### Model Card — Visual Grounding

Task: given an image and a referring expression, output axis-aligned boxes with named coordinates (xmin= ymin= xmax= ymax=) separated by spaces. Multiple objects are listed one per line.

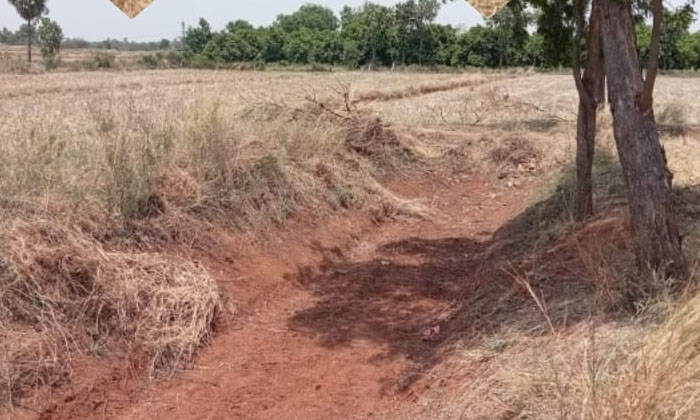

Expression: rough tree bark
xmin=600 ymin=0 xmax=688 ymax=279
xmin=573 ymin=0 xmax=605 ymax=220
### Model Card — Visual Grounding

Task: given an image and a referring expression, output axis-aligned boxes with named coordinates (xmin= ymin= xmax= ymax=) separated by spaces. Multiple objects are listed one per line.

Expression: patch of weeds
xmin=483 ymin=335 xmax=513 ymax=354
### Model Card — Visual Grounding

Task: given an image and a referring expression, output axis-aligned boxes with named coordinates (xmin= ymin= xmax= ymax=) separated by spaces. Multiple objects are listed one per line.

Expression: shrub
xmin=188 ymin=54 xmax=216 ymax=69
xmin=37 ymin=18 xmax=63 ymax=71
xmin=165 ymin=50 xmax=186 ymax=67
xmin=92 ymin=52 xmax=116 ymax=69
xmin=140 ymin=53 xmax=159 ymax=69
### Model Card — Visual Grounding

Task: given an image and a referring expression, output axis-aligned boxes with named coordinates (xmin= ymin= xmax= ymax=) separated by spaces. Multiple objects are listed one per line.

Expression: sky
xmin=0 ymin=0 xmax=486 ymax=42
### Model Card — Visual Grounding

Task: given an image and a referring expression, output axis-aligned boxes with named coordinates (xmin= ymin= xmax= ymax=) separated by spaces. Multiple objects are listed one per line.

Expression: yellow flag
xmin=465 ymin=0 xmax=512 ymax=18
xmin=109 ymin=0 xmax=156 ymax=18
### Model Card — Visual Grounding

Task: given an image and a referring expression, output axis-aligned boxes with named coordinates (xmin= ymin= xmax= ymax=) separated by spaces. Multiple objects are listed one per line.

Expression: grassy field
xmin=2 ymin=68 xmax=700 ymax=419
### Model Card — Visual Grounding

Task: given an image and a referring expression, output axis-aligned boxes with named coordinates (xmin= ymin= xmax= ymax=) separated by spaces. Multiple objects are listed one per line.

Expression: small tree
xmin=183 ymin=18 xmax=212 ymax=56
xmin=37 ymin=17 xmax=62 ymax=69
xmin=572 ymin=0 xmax=605 ymax=220
xmin=7 ymin=0 xmax=48 ymax=63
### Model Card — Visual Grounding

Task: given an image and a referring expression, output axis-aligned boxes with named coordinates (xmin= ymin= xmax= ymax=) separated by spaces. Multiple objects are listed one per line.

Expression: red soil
xmin=10 ymin=169 xmax=536 ymax=420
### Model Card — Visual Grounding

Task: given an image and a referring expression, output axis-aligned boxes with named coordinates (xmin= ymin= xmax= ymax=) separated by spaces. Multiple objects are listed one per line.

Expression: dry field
xmin=0 ymin=44 xmax=149 ymax=72
xmin=1 ymin=68 xmax=700 ymax=420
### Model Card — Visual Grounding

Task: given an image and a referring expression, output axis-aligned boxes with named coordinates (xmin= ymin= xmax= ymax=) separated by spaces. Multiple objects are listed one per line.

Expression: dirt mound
xmin=0 ymin=220 xmax=221 ymax=405
xmin=344 ymin=117 xmax=415 ymax=168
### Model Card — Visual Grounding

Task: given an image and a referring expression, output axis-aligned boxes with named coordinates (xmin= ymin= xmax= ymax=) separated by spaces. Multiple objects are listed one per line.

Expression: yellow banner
xmin=109 ymin=0 xmax=155 ymax=18
xmin=465 ymin=0 xmax=512 ymax=18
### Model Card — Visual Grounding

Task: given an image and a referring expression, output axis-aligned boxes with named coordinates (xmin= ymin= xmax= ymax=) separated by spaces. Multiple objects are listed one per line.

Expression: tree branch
xmin=573 ymin=0 xmax=593 ymax=107
xmin=641 ymin=0 xmax=662 ymax=112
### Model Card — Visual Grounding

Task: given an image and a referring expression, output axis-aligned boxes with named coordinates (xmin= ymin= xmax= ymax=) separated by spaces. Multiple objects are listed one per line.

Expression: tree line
xmin=0 ymin=26 xmax=173 ymax=51
xmin=3 ymin=0 xmax=700 ymax=70
xmin=179 ymin=1 xmax=700 ymax=70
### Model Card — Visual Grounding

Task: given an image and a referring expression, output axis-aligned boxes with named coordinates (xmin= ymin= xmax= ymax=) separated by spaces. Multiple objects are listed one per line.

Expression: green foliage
xmin=7 ymin=0 xmax=48 ymax=62
xmin=532 ymin=0 xmax=574 ymax=68
xmin=184 ymin=18 xmax=212 ymax=56
xmin=176 ymin=1 xmax=556 ymax=70
xmin=140 ymin=53 xmax=159 ymax=69
xmin=637 ymin=22 xmax=652 ymax=68
xmin=521 ymin=33 xmax=546 ymax=67
xmin=5 ymin=1 xmax=700 ymax=71
xmin=0 ymin=24 xmax=37 ymax=44
xmin=395 ymin=0 xmax=441 ymax=65
xmin=487 ymin=0 xmax=531 ymax=67
xmin=456 ymin=25 xmax=500 ymax=68
xmin=137 ymin=51 xmax=186 ymax=69
xmin=7 ymin=0 xmax=47 ymax=22
xmin=677 ymin=32 xmax=700 ymax=69
xmin=37 ymin=17 xmax=62 ymax=69
xmin=660 ymin=4 xmax=696 ymax=70
xmin=275 ymin=4 xmax=339 ymax=32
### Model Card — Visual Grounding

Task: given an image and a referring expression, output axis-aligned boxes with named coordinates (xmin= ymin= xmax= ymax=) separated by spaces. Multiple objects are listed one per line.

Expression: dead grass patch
xmin=489 ymin=136 xmax=540 ymax=171
xmin=468 ymin=290 xmax=700 ymax=420
xmin=0 ymin=327 xmax=68 ymax=407
xmin=0 ymin=71 xmax=435 ymax=405
xmin=351 ymin=74 xmax=514 ymax=104
xmin=0 ymin=219 xmax=220 ymax=404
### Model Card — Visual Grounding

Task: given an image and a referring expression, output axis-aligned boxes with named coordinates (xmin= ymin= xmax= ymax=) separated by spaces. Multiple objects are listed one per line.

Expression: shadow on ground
xmin=286 ymin=149 xmax=700 ymax=391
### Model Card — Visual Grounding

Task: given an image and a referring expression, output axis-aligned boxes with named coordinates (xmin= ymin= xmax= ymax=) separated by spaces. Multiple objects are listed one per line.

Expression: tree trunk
xmin=600 ymin=0 xmax=688 ymax=279
xmin=575 ymin=99 xmax=597 ymax=219
xmin=27 ymin=18 xmax=32 ymax=63
xmin=574 ymin=0 xmax=605 ymax=220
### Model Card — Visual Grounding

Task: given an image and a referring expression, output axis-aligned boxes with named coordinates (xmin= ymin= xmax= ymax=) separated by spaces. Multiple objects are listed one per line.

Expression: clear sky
xmin=0 ymin=0 xmax=486 ymax=42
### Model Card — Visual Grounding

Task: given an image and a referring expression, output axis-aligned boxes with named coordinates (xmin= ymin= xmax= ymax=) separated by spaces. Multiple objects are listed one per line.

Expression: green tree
xmin=7 ymin=0 xmax=48 ymax=62
xmin=276 ymin=4 xmax=339 ymax=32
xmin=677 ymin=31 xmax=700 ymax=69
xmin=531 ymin=0 xmax=574 ymax=67
xmin=184 ymin=18 xmax=212 ymax=56
xmin=456 ymin=25 xmax=500 ymax=68
xmin=637 ymin=22 xmax=652 ymax=69
xmin=521 ymin=33 xmax=545 ymax=66
xmin=427 ymin=23 xmax=458 ymax=66
xmin=659 ymin=4 xmax=695 ymax=70
xmin=486 ymin=0 xmax=531 ymax=67
xmin=215 ymin=21 xmax=265 ymax=62
xmin=395 ymin=0 xmax=441 ymax=66
xmin=262 ymin=27 xmax=287 ymax=63
xmin=341 ymin=3 xmax=398 ymax=68
xmin=37 ymin=17 xmax=62 ymax=69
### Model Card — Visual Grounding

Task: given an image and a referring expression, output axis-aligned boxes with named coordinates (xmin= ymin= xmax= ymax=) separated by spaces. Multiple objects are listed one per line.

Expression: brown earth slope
xmin=15 ymin=166 xmax=535 ymax=420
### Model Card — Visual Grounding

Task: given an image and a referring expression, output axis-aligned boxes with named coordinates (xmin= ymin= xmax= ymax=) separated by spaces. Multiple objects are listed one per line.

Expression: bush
xmin=140 ymin=53 xmax=159 ymax=69
xmin=92 ymin=52 xmax=116 ymax=69
xmin=165 ymin=50 xmax=186 ymax=67
xmin=37 ymin=18 xmax=63 ymax=71
xmin=188 ymin=54 xmax=216 ymax=69
xmin=310 ymin=62 xmax=332 ymax=72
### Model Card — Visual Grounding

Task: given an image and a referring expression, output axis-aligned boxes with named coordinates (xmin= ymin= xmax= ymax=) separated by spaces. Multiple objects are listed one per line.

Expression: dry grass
xmin=0 ymin=69 xmax=453 ymax=404
xmin=401 ymin=77 xmax=700 ymax=420
xmin=3 ymin=67 xmax=700 ymax=418
xmin=0 ymin=219 xmax=221 ymax=405
xmin=413 ymin=225 xmax=700 ymax=420
xmin=453 ymin=288 xmax=700 ymax=420
xmin=351 ymin=74 xmax=517 ymax=104
xmin=0 ymin=44 xmax=154 ymax=72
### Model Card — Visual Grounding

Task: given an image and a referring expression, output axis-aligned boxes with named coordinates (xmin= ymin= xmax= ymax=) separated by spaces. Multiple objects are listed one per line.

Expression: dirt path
xmin=39 ymin=169 xmax=537 ymax=420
